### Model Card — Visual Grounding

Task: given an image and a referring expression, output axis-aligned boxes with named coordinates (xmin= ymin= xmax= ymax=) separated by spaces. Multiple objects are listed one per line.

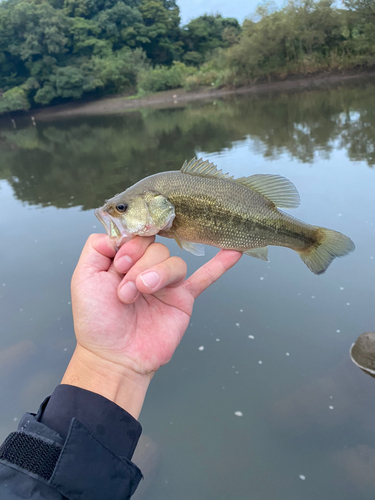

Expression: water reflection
xmin=1 ymin=79 xmax=375 ymax=500
xmin=330 ymin=445 xmax=375 ymax=496
xmin=1 ymin=81 xmax=375 ymax=211
xmin=270 ymin=357 xmax=375 ymax=498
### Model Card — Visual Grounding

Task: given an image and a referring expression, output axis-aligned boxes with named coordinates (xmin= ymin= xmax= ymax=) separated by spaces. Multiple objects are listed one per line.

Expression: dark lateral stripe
xmin=0 ymin=432 xmax=61 ymax=481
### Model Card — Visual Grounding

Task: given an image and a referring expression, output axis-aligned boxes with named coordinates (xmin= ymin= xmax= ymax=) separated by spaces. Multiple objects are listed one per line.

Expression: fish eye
xmin=116 ymin=203 xmax=128 ymax=213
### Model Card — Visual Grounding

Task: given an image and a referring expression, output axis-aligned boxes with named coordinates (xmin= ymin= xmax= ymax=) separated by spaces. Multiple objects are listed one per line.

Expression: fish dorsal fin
xmin=181 ymin=159 xmax=300 ymax=209
xmin=235 ymin=174 xmax=300 ymax=209
xmin=181 ymin=158 xmax=233 ymax=180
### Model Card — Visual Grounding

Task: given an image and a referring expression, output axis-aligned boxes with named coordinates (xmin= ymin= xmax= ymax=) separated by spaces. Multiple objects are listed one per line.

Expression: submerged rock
xmin=350 ymin=332 xmax=375 ymax=378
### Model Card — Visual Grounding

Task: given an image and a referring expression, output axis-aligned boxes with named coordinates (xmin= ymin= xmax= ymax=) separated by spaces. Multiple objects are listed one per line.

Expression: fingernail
xmin=119 ymin=281 xmax=138 ymax=302
xmin=140 ymin=271 xmax=160 ymax=289
xmin=116 ymin=255 xmax=132 ymax=272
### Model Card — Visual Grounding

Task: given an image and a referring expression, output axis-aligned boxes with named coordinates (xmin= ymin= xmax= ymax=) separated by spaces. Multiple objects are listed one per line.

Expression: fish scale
xmin=95 ymin=158 xmax=355 ymax=275
xmin=144 ymin=171 xmax=312 ymax=251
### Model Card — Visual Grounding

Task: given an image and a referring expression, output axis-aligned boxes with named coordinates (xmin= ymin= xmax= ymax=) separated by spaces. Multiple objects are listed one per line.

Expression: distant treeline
xmin=0 ymin=0 xmax=375 ymax=113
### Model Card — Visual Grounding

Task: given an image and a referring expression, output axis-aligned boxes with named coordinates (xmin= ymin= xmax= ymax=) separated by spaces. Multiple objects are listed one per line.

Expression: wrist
xmin=61 ymin=345 xmax=152 ymax=419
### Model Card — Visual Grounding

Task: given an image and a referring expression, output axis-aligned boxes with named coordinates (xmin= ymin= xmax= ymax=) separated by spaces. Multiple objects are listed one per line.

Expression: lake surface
xmin=1 ymin=80 xmax=375 ymax=500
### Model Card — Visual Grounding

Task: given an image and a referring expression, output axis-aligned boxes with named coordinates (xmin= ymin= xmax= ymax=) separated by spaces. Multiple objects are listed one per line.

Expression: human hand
xmin=62 ymin=234 xmax=242 ymax=417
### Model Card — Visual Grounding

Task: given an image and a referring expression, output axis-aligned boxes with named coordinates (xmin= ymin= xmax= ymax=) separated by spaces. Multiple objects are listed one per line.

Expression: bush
xmin=33 ymin=49 xmax=149 ymax=106
xmin=138 ymin=62 xmax=197 ymax=93
xmin=90 ymin=48 xmax=148 ymax=93
xmin=183 ymin=69 xmax=220 ymax=91
xmin=0 ymin=86 xmax=31 ymax=113
xmin=182 ymin=51 xmax=204 ymax=66
xmin=34 ymin=66 xmax=85 ymax=104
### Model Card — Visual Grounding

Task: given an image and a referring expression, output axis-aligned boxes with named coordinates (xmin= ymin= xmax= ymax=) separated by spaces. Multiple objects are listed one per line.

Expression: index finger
xmin=183 ymin=250 xmax=242 ymax=299
xmin=114 ymin=236 xmax=155 ymax=274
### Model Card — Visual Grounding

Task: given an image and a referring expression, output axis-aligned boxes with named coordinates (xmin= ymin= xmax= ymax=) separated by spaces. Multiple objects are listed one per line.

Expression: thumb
xmin=74 ymin=234 xmax=117 ymax=279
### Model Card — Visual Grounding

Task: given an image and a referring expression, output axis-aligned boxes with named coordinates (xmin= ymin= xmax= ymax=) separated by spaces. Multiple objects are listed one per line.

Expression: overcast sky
xmin=177 ymin=0 xmax=283 ymax=25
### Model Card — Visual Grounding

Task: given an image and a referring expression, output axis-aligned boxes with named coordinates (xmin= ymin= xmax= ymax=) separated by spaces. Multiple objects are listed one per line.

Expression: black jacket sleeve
xmin=0 ymin=385 xmax=143 ymax=500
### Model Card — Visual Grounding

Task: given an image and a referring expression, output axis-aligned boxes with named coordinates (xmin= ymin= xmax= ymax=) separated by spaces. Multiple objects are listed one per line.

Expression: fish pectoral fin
xmin=181 ymin=240 xmax=205 ymax=256
xmin=172 ymin=232 xmax=205 ymax=256
xmin=235 ymin=174 xmax=300 ymax=209
xmin=171 ymin=231 xmax=184 ymax=250
xmin=244 ymin=246 xmax=269 ymax=261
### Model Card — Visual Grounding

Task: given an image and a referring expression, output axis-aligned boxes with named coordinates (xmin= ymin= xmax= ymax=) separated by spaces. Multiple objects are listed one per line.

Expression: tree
xmin=0 ymin=86 xmax=30 ymax=112
xmin=138 ymin=0 xmax=182 ymax=64
xmin=182 ymin=15 xmax=241 ymax=66
xmin=0 ymin=0 xmax=151 ymax=109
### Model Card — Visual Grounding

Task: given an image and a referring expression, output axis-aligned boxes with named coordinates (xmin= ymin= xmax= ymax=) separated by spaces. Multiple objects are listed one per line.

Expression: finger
xmin=114 ymin=236 xmax=155 ymax=274
xmin=75 ymin=234 xmax=117 ymax=277
xmin=117 ymin=243 xmax=170 ymax=303
xmin=135 ymin=256 xmax=187 ymax=294
xmin=184 ymin=250 xmax=242 ymax=299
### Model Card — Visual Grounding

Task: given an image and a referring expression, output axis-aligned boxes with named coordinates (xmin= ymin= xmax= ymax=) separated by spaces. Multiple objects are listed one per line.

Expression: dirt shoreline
xmin=18 ymin=70 xmax=375 ymax=120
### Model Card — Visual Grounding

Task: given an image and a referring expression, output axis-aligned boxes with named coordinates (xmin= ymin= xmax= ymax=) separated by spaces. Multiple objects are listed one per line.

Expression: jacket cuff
xmin=39 ymin=384 xmax=142 ymax=459
xmin=0 ymin=395 xmax=143 ymax=500
xmin=49 ymin=418 xmax=142 ymax=499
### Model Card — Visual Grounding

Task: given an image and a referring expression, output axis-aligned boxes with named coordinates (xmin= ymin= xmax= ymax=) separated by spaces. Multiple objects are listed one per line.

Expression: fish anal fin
xmin=244 ymin=246 xmax=269 ymax=261
xmin=236 ymin=174 xmax=300 ymax=209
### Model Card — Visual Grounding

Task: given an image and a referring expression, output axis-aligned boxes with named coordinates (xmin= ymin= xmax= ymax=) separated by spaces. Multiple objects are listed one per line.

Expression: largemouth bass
xmin=95 ymin=158 xmax=355 ymax=275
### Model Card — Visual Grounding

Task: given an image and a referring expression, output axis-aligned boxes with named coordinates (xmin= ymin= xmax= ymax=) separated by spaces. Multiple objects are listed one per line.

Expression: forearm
xmin=61 ymin=344 xmax=152 ymax=420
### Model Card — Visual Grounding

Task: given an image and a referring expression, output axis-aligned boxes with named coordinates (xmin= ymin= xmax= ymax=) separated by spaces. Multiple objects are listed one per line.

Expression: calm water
xmin=1 ymin=80 xmax=375 ymax=500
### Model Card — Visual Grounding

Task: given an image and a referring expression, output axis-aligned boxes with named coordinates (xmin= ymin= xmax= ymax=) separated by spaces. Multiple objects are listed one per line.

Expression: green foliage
xmin=2 ymin=0 xmax=375 ymax=113
xmin=182 ymin=15 xmax=241 ymax=66
xmin=33 ymin=48 xmax=148 ymax=104
xmin=180 ymin=0 xmax=375 ymax=91
xmin=138 ymin=0 xmax=182 ymax=64
xmin=183 ymin=68 xmax=220 ymax=91
xmin=217 ymin=0 xmax=375 ymax=86
xmin=0 ymin=0 xmax=188 ymax=111
xmin=92 ymin=47 xmax=148 ymax=90
xmin=0 ymin=86 xmax=31 ymax=113
xmin=138 ymin=61 xmax=196 ymax=91
xmin=0 ymin=0 xmax=241 ymax=112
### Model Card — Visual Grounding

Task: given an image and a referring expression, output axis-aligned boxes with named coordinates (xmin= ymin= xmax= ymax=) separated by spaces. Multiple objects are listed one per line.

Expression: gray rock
xmin=350 ymin=332 xmax=375 ymax=378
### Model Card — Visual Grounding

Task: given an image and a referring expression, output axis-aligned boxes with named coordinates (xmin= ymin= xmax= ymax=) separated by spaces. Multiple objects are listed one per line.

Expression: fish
xmin=95 ymin=158 xmax=355 ymax=275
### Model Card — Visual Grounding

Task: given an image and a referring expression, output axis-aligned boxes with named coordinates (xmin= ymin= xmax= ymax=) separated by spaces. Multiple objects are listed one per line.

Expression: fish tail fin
xmin=298 ymin=227 xmax=355 ymax=275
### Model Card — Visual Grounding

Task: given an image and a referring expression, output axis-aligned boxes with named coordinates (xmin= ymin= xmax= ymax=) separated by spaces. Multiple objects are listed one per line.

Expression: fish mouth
xmin=94 ymin=208 xmax=131 ymax=248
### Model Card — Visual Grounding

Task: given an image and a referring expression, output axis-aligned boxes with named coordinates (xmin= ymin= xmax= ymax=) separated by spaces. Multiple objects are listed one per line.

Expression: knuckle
xmin=120 ymin=238 xmax=140 ymax=254
xmin=202 ymin=265 xmax=216 ymax=284
xmin=118 ymin=236 xmax=152 ymax=258
xmin=150 ymin=242 xmax=170 ymax=259
xmin=171 ymin=256 xmax=187 ymax=273
xmin=133 ymin=235 xmax=154 ymax=248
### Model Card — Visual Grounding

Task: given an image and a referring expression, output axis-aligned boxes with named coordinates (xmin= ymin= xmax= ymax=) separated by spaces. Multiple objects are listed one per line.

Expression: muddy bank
xmin=6 ymin=70 xmax=375 ymax=122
